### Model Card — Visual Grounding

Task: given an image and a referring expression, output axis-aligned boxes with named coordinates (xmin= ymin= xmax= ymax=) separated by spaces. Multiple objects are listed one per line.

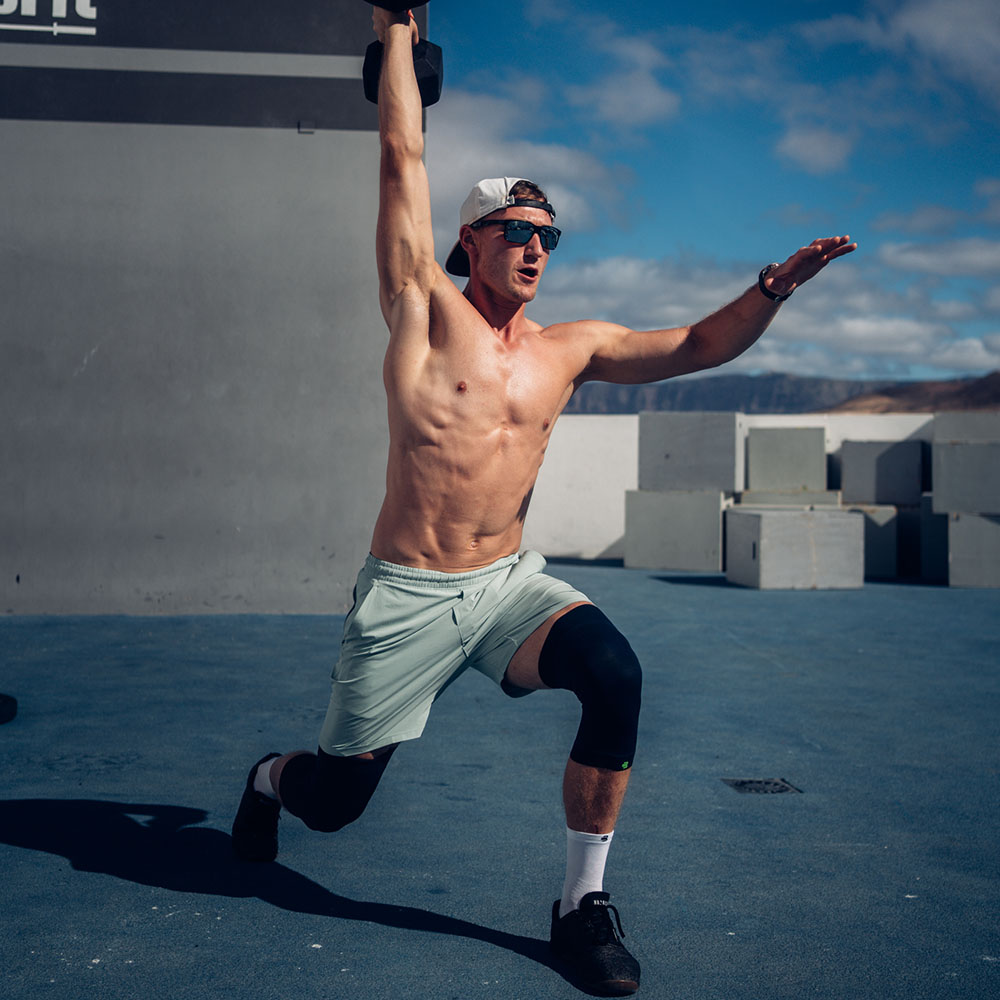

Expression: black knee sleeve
xmin=538 ymin=604 xmax=642 ymax=771
xmin=278 ymin=746 xmax=394 ymax=833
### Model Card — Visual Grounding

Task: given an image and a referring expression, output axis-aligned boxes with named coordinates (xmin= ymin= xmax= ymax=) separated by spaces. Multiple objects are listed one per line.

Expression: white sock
xmin=560 ymin=827 xmax=614 ymax=918
xmin=253 ymin=758 xmax=278 ymax=799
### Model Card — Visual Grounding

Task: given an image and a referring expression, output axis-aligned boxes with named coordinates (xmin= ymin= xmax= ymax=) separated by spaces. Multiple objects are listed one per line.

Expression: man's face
xmin=463 ymin=206 xmax=555 ymax=304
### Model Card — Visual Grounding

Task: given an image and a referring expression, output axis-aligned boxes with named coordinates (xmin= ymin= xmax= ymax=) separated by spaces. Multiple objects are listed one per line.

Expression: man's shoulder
xmin=538 ymin=317 xmax=628 ymax=342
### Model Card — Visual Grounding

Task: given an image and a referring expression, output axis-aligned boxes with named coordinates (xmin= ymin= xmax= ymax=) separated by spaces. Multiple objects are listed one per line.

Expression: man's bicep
xmin=579 ymin=322 xmax=698 ymax=385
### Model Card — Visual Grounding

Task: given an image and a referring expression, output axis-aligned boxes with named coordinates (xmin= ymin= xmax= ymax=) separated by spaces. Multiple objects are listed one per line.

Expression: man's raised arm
xmin=578 ymin=236 xmax=857 ymax=385
xmin=372 ymin=8 xmax=438 ymax=327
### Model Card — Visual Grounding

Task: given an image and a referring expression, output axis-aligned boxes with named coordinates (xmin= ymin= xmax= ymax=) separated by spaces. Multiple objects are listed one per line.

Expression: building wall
xmin=1 ymin=2 xmax=394 ymax=614
xmin=522 ymin=415 xmax=639 ymax=560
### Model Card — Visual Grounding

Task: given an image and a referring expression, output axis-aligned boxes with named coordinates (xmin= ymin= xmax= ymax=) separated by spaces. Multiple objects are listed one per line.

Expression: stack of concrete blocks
xmin=839 ymin=439 xmax=926 ymax=580
xmin=624 ymin=412 xmax=742 ymax=571
xmin=725 ymin=508 xmax=864 ymax=589
xmin=932 ymin=414 xmax=1000 ymax=588
xmin=726 ymin=426 xmax=864 ymax=589
xmin=624 ymin=414 xmax=866 ymax=589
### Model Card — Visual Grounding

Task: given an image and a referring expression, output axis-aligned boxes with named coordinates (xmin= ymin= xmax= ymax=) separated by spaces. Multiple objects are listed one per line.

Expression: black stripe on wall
xmin=0 ymin=66 xmax=379 ymax=130
xmin=0 ymin=0 xmax=398 ymax=56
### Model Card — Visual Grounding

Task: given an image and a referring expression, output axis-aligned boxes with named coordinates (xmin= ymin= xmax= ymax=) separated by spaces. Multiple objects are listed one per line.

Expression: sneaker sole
xmin=231 ymin=752 xmax=281 ymax=862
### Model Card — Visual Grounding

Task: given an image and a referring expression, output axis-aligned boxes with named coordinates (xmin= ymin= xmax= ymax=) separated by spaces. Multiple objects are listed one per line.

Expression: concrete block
xmin=932 ymin=443 xmax=1000 ymax=514
xmin=845 ymin=505 xmax=898 ymax=580
xmin=624 ymin=490 xmax=730 ymax=571
xmin=745 ymin=427 xmax=826 ymax=491
xmin=738 ymin=490 xmax=841 ymax=506
xmin=919 ymin=494 xmax=948 ymax=584
xmin=725 ymin=508 xmax=864 ymax=590
xmin=841 ymin=440 xmax=924 ymax=506
xmin=948 ymin=512 xmax=1000 ymax=588
xmin=638 ymin=412 xmax=745 ymax=492
xmin=934 ymin=412 xmax=1000 ymax=443
xmin=896 ymin=507 xmax=922 ymax=580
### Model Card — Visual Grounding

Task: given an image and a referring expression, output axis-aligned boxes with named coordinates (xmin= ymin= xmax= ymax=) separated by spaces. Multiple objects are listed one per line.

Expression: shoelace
xmin=582 ymin=901 xmax=627 ymax=944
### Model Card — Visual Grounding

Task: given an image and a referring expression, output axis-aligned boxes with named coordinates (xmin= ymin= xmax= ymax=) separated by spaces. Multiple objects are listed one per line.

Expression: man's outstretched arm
xmin=578 ymin=236 xmax=857 ymax=385
xmin=373 ymin=8 xmax=437 ymax=329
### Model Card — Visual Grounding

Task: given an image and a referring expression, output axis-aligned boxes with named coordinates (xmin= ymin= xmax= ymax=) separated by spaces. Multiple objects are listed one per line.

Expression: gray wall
xmin=1 ymin=9 xmax=390 ymax=614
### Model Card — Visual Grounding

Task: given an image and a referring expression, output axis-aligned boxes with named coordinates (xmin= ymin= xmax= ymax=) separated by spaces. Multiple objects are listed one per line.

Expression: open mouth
xmin=517 ymin=266 xmax=539 ymax=280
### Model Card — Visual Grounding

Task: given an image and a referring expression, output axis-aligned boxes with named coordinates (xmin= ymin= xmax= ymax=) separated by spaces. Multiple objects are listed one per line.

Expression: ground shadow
xmin=546 ymin=557 xmax=625 ymax=568
xmin=0 ymin=798 xmax=604 ymax=993
xmin=653 ymin=574 xmax=733 ymax=588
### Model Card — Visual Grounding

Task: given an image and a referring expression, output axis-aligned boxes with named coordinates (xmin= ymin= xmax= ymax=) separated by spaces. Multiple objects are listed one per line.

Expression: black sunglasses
xmin=470 ymin=219 xmax=562 ymax=251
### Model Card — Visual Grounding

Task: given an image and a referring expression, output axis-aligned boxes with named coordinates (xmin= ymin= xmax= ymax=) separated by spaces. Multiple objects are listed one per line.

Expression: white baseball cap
xmin=445 ymin=177 xmax=556 ymax=277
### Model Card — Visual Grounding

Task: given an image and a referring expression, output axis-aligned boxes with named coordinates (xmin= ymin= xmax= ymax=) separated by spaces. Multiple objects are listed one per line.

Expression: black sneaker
xmin=231 ymin=752 xmax=281 ymax=862
xmin=550 ymin=891 xmax=640 ymax=996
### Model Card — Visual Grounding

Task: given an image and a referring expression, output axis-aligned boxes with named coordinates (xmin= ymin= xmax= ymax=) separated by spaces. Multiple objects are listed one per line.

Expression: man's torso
xmin=371 ymin=270 xmax=591 ymax=571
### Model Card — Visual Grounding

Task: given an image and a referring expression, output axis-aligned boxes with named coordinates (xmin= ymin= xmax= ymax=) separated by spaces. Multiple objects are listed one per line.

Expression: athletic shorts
xmin=318 ymin=550 xmax=589 ymax=756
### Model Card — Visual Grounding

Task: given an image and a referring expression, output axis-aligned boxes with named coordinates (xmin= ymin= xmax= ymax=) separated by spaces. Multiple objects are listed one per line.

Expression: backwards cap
xmin=445 ymin=176 xmax=556 ymax=277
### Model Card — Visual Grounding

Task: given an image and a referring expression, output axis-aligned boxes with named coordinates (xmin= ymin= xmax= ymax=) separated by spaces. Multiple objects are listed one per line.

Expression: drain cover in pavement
xmin=721 ymin=777 xmax=802 ymax=794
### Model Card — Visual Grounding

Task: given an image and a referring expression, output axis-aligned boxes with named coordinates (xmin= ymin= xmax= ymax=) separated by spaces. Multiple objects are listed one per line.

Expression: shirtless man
xmin=232 ymin=9 xmax=856 ymax=996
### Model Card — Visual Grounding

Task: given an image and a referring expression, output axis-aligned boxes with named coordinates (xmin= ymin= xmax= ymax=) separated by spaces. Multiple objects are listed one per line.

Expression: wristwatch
xmin=758 ymin=263 xmax=791 ymax=302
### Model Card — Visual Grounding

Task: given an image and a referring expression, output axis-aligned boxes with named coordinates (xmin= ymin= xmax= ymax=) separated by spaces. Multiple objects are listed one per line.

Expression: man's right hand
xmin=372 ymin=6 xmax=419 ymax=46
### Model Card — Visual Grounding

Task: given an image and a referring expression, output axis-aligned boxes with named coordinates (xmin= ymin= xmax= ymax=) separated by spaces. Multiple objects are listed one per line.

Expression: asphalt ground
xmin=1 ymin=562 xmax=998 ymax=1000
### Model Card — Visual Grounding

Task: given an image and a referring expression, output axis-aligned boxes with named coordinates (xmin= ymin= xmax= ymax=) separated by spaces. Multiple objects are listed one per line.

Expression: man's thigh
xmin=504 ymin=601 xmax=591 ymax=691
xmin=466 ymin=551 xmax=591 ymax=692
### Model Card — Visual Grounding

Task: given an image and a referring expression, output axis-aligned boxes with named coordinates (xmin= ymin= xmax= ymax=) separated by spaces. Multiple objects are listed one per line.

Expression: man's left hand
xmin=764 ymin=236 xmax=857 ymax=298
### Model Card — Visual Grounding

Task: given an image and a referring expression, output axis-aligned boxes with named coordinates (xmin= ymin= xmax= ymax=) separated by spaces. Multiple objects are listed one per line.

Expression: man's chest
xmin=412 ymin=338 xmax=571 ymax=434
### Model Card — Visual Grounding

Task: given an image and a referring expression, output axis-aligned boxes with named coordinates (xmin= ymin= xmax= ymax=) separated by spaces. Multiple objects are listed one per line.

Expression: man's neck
xmin=463 ymin=282 xmax=532 ymax=341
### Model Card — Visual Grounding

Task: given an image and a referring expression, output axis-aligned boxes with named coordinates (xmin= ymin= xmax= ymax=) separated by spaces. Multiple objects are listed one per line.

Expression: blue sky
xmin=423 ymin=0 xmax=1000 ymax=381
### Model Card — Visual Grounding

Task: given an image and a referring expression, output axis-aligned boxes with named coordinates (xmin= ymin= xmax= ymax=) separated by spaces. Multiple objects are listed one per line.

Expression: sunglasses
xmin=470 ymin=218 xmax=562 ymax=251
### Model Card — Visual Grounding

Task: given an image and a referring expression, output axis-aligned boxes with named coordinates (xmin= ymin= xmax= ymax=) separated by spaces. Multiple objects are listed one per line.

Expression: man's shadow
xmin=0 ymin=798 xmax=599 ymax=993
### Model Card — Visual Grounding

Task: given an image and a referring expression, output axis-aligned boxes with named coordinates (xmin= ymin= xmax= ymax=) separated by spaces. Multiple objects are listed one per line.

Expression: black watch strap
xmin=758 ymin=263 xmax=791 ymax=302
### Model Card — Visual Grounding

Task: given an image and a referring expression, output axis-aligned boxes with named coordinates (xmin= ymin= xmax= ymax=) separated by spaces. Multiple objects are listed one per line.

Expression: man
xmin=232 ymin=8 xmax=856 ymax=996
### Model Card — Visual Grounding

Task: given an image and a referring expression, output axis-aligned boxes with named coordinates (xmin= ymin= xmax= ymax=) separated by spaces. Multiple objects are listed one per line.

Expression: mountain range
xmin=563 ymin=371 xmax=1000 ymax=415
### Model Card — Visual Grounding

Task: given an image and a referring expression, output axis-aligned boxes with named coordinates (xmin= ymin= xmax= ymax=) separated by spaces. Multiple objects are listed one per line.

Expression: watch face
xmin=759 ymin=265 xmax=788 ymax=301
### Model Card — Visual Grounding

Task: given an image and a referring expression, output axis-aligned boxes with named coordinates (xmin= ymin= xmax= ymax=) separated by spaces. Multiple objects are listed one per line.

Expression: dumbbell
xmin=362 ymin=1 xmax=443 ymax=107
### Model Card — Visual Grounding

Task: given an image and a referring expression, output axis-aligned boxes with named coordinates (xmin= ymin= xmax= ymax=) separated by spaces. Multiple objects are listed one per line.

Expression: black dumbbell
xmin=362 ymin=1 xmax=443 ymax=107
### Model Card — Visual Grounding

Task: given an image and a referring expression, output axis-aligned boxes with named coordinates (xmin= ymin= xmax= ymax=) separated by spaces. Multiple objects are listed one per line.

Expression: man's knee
xmin=539 ymin=603 xmax=642 ymax=703
xmin=278 ymin=747 xmax=394 ymax=833
xmin=537 ymin=604 xmax=642 ymax=771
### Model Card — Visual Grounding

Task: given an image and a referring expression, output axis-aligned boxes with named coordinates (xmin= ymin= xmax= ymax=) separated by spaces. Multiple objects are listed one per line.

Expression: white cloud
xmin=566 ymin=71 xmax=680 ymax=129
xmin=823 ymin=315 xmax=950 ymax=357
xmin=928 ymin=336 xmax=1000 ymax=371
xmin=802 ymin=0 xmax=1000 ymax=112
xmin=976 ymin=178 xmax=1000 ymax=225
xmin=776 ymin=127 xmax=855 ymax=175
xmin=879 ymin=238 xmax=1000 ymax=275
xmin=554 ymin=14 xmax=681 ymax=129
xmin=892 ymin=0 xmax=1000 ymax=111
xmin=426 ymin=88 xmax=621 ymax=255
xmin=930 ymin=299 xmax=979 ymax=321
xmin=527 ymin=255 xmax=747 ymax=333
xmin=872 ymin=204 xmax=966 ymax=235
xmin=984 ymin=286 xmax=1000 ymax=313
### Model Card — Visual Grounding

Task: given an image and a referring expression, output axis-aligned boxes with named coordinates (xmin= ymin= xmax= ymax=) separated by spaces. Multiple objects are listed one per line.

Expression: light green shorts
xmin=318 ymin=550 xmax=589 ymax=756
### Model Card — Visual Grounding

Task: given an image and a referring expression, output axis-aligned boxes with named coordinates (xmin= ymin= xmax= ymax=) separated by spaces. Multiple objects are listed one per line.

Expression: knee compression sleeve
xmin=278 ymin=746 xmax=394 ymax=833
xmin=538 ymin=604 xmax=642 ymax=771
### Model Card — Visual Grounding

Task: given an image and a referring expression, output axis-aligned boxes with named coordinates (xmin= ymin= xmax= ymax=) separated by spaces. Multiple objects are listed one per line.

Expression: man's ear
xmin=459 ymin=225 xmax=477 ymax=254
